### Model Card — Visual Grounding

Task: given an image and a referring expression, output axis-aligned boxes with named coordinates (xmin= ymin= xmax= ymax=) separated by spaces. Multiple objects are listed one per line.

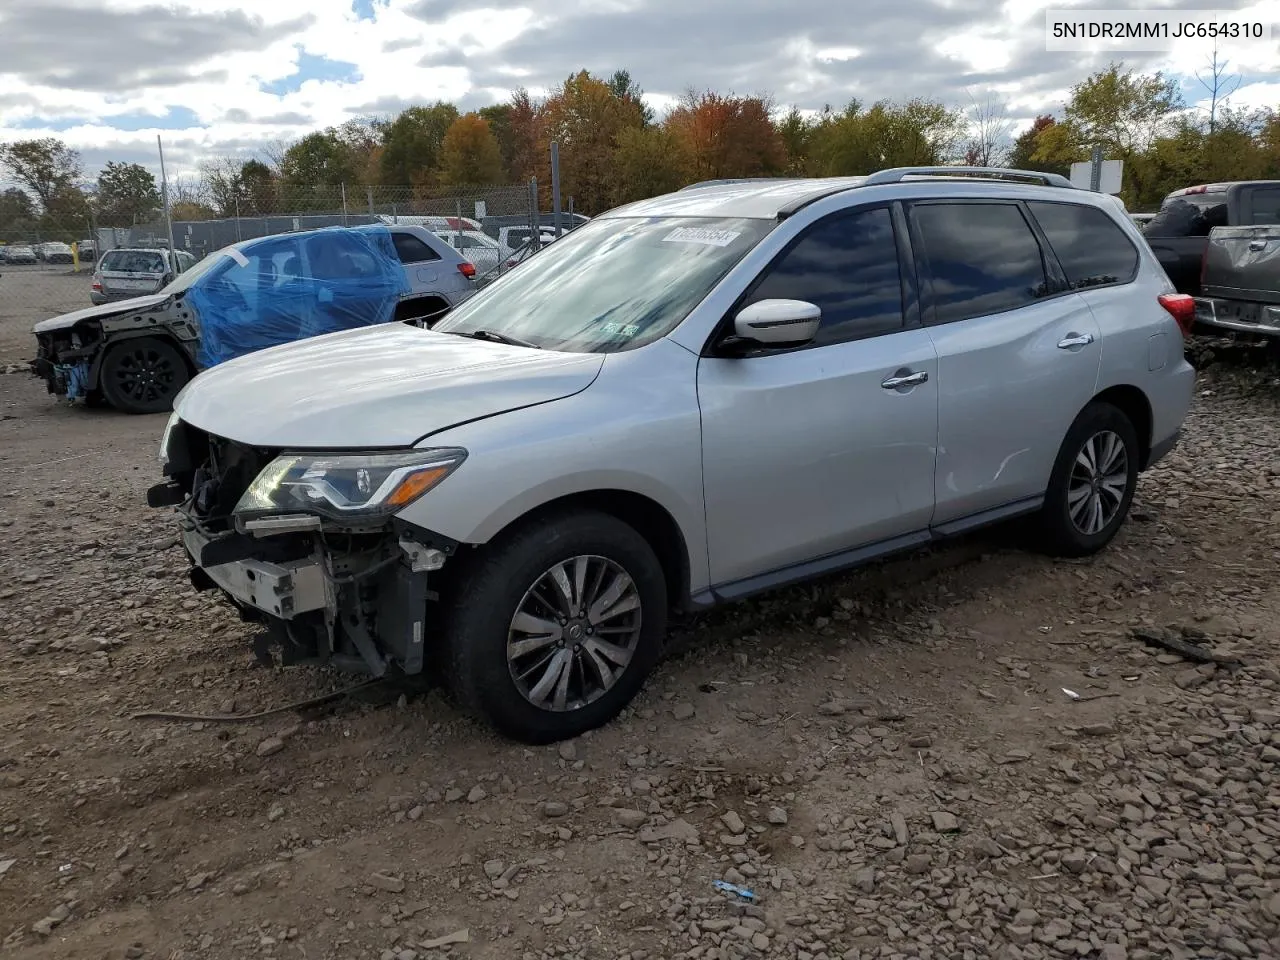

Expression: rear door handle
xmin=881 ymin=370 xmax=928 ymax=389
xmin=1057 ymin=333 xmax=1094 ymax=349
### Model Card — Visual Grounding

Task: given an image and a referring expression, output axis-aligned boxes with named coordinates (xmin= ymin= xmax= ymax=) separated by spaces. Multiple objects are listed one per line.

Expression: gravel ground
xmin=0 ymin=264 xmax=94 ymax=368
xmin=1 ymin=343 xmax=1278 ymax=960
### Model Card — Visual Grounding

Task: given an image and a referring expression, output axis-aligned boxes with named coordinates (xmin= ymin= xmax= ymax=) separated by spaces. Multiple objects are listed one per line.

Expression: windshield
xmin=161 ymin=250 xmax=227 ymax=294
xmin=433 ymin=216 xmax=774 ymax=352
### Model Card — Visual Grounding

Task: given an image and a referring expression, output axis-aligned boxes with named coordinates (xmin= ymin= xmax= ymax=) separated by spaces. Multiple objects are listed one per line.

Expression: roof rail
xmin=861 ymin=166 xmax=1076 ymax=189
xmin=678 ymin=178 xmax=793 ymax=191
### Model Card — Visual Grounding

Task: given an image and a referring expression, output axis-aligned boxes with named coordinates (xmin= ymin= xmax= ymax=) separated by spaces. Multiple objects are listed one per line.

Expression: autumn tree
xmin=666 ymin=91 xmax=787 ymax=181
xmin=503 ymin=89 xmax=541 ymax=183
xmin=438 ymin=114 xmax=504 ymax=185
xmin=95 ymin=161 xmax=160 ymax=225
xmin=377 ymin=102 xmax=459 ymax=189
xmin=538 ymin=70 xmax=645 ymax=213
xmin=1007 ymin=115 xmax=1065 ymax=175
xmin=607 ymin=70 xmax=655 ymax=127
xmin=0 ymin=138 xmax=83 ymax=210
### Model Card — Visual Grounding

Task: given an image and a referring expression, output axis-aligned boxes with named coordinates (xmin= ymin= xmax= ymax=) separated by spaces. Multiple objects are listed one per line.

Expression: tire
xmin=1038 ymin=401 xmax=1140 ymax=557
xmin=99 ymin=337 xmax=189 ymax=414
xmin=443 ymin=510 xmax=668 ymax=744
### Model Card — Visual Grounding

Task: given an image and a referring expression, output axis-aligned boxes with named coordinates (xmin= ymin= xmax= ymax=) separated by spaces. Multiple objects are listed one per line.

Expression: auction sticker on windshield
xmin=662 ymin=227 xmax=741 ymax=247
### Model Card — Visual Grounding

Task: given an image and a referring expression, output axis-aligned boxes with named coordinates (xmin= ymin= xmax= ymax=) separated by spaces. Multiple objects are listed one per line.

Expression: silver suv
xmin=151 ymin=167 xmax=1195 ymax=744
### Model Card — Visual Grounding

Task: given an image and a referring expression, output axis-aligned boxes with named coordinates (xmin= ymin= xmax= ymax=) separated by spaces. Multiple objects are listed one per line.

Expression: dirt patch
xmin=1 ymin=351 xmax=1278 ymax=960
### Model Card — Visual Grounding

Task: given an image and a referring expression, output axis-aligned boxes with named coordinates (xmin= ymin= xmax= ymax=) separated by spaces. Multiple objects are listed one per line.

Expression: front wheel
xmin=99 ymin=337 xmax=189 ymax=414
xmin=443 ymin=511 xmax=667 ymax=744
xmin=1038 ymin=401 xmax=1139 ymax=557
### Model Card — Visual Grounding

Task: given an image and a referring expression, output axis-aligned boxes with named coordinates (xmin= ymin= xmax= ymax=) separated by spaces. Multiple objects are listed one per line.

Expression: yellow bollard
xmin=71 ymin=242 xmax=80 ymax=272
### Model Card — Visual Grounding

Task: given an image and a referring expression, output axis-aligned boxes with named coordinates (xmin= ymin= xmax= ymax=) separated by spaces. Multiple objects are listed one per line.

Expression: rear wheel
xmin=443 ymin=511 xmax=667 ymax=743
xmin=1038 ymin=401 xmax=1139 ymax=557
xmin=99 ymin=337 xmax=189 ymax=414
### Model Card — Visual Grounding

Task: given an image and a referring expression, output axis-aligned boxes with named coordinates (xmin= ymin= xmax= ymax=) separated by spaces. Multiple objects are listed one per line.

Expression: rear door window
xmin=1144 ymin=194 xmax=1228 ymax=237
xmin=910 ymin=202 xmax=1051 ymax=324
xmin=1243 ymin=187 xmax=1280 ymax=225
xmin=1027 ymin=201 xmax=1139 ymax=289
xmin=392 ymin=233 xmax=440 ymax=264
xmin=101 ymin=250 xmax=166 ymax=274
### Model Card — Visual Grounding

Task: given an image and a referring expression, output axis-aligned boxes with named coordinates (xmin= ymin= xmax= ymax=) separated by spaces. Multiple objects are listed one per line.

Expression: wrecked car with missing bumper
xmin=149 ymin=169 xmax=1192 ymax=744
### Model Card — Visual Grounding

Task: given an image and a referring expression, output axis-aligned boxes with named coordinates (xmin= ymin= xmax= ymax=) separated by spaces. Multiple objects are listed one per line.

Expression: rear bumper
xmin=1146 ymin=429 xmax=1180 ymax=470
xmin=1193 ymin=297 xmax=1280 ymax=337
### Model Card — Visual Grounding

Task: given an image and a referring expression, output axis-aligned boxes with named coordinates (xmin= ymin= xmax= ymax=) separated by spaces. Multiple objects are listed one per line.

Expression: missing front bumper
xmin=182 ymin=526 xmax=328 ymax=619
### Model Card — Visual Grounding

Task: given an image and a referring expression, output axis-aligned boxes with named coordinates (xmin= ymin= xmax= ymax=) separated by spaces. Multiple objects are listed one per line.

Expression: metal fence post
xmin=528 ymin=177 xmax=539 ymax=250
xmin=550 ymin=141 xmax=563 ymax=238
xmin=367 ymin=186 xmax=375 ymax=217
xmin=341 ymin=183 xmax=349 ymax=224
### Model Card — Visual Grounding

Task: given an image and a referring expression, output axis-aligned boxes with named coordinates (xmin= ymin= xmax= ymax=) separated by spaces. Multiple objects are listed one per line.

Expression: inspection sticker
xmin=662 ymin=227 xmax=741 ymax=247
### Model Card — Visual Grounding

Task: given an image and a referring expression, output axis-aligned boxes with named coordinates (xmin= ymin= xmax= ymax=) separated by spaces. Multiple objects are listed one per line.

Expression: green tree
xmin=0 ymin=187 xmax=37 ymax=237
xmin=280 ymin=131 xmax=362 ymax=210
xmin=1033 ymin=64 xmax=1182 ymax=205
xmin=777 ymin=107 xmax=814 ymax=175
xmin=607 ymin=70 xmax=655 ymax=127
xmin=1007 ymin=115 xmax=1067 ymax=176
xmin=437 ymin=114 xmax=504 ymax=185
xmin=95 ymin=161 xmax=160 ymax=225
xmin=377 ymin=102 xmax=459 ymax=188
xmin=807 ymin=99 xmax=965 ymax=175
xmin=0 ymin=138 xmax=82 ymax=209
xmin=610 ymin=126 xmax=690 ymax=205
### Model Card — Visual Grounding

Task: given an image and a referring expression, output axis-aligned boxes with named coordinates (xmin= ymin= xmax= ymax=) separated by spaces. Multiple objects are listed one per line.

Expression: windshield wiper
xmin=453 ymin=329 xmax=540 ymax=349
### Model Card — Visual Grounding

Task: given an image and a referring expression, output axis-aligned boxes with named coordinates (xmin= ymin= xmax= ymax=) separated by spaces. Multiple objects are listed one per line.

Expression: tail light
xmin=1158 ymin=293 xmax=1195 ymax=338
xmin=457 ymin=262 xmax=475 ymax=278
xmin=91 ymin=280 xmax=102 ymax=291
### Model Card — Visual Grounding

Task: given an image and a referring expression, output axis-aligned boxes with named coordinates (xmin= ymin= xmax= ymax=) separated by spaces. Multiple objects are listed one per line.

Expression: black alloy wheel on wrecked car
xmin=99 ymin=336 xmax=190 ymax=415
xmin=443 ymin=510 xmax=667 ymax=744
xmin=1038 ymin=401 xmax=1139 ymax=557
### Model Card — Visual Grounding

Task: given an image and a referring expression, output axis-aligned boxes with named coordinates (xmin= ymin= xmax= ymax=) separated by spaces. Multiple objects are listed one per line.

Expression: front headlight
xmin=158 ymin=410 xmax=181 ymax=466
xmin=234 ymin=448 xmax=467 ymax=521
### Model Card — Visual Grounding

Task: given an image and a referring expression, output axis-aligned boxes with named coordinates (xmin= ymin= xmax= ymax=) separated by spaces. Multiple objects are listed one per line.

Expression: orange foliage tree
xmin=665 ymin=91 xmax=787 ymax=182
xmin=438 ymin=113 xmax=504 ymax=186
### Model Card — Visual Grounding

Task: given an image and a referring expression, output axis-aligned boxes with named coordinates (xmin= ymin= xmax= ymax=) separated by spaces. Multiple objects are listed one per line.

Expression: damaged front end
xmin=148 ymin=414 xmax=465 ymax=677
xmin=32 ymin=325 xmax=101 ymax=401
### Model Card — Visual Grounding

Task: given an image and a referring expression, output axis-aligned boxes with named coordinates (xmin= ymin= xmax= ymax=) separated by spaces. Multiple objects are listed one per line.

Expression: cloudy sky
xmin=1 ymin=0 xmax=1279 ymax=182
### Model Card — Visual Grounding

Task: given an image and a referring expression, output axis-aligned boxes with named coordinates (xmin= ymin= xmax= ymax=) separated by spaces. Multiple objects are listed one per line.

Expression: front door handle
xmin=1249 ymin=239 xmax=1267 ymax=251
xmin=881 ymin=370 xmax=929 ymax=389
xmin=1057 ymin=333 xmax=1095 ymax=349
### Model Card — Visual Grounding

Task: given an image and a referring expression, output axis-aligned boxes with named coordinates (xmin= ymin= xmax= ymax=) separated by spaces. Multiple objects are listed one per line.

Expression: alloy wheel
xmin=506 ymin=555 xmax=643 ymax=713
xmin=1067 ymin=429 xmax=1129 ymax=535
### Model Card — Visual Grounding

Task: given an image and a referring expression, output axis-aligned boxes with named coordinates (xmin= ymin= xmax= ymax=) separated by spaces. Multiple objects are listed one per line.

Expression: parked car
xmin=439 ymin=229 xmax=510 ymax=277
xmin=78 ymin=239 xmax=97 ymax=262
xmin=32 ymin=224 xmax=477 ymax=414
xmin=1194 ymin=223 xmax=1280 ymax=339
xmin=480 ymin=213 xmax=588 ymax=247
xmin=89 ymin=248 xmax=195 ymax=304
xmin=1142 ymin=181 xmax=1280 ymax=295
xmin=147 ymin=166 xmax=1194 ymax=744
xmin=39 ymin=241 xmax=75 ymax=264
xmin=2 ymin=244 xmax=38 ymax=265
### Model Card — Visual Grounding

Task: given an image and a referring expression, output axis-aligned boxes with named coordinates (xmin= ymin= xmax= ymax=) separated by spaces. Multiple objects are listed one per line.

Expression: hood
xmin=175 ymin=324 xmax=605 ymax=448
xmin=33 ymin=293 xmax=171 ymax=334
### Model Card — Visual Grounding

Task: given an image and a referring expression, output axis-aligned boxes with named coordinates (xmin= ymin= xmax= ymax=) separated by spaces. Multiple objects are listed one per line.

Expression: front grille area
xmin=181 ymin=424 xmax=278 ymax=533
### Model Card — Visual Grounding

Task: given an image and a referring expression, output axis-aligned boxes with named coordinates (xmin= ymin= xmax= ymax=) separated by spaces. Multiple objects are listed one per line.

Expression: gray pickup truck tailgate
xmin=1201 ymin=225 xmax=1280 ymax=305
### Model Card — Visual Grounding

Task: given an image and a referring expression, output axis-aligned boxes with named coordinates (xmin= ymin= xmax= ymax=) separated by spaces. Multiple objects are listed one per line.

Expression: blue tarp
xmin=188 ymin=225 xmax=410 ymax=368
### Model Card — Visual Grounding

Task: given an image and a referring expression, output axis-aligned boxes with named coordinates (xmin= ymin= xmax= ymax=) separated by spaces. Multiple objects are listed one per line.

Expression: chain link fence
xmin=0 ymin=181 xmax=586 ymax=365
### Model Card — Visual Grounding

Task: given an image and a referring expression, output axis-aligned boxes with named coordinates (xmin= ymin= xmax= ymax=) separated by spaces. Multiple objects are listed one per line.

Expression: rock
xmin=369 ymin=872 xmax=405 ymax=893
xmin=817 ymin=700 xmax=852 ymax=716
xmin=1193 ymin=862 xmax=1226 ymax=883
xmin=751 ymin=933 xmax=770 ymax=950
xmin=256 ymin=736 xmax=285 ymax=757
xmin=1061 ymin=850 xmax=1088 ymax=874
xmin=614 ymin=808 xmax=647 ymax=829
xmin=930 ymin=811 xmax=959 ymax=832
xmin=1174 ymin=667 xmax=1209 ymax=689
xmin=483 ymin=860 xmax=505 ymax=879
xmin=420 ymin=929 xmax=470 ymax=949
xmin=466 ymin=785 xmax=487 ymax=803
xmin=186 ymin=871 xmax=211 ymax=890
xmin=904 ymin=854 xmax=931 ymax=874
xmin=267 ymin=805 xmax=285 ymax=823
xmin=721 ymin=810 xmax=746 ymax=835
xmin=890 ymin=811 xmax=909 ymax=846
xmin=854 ymin=866 xmax=876 ymax=892
xmin=557 ymin=741 xmax=577 ymax=762
xmin=1081 ymin=722 xmax=1115 ymax=736
xmin=444 ymin=788 xmax=464 ymax=803
xmin=30 ymin=917 xmax=54 ymax=936
xmin=639 ymin=819 xmax=700 ymax=844
xmin=766 ymin=806 xmax=788 ymax=825
xmin=541 ymin=801 xmax=569 ymax=818
xmin=672 ymin=702 xmax=695 ymax=720
xmin=1099 ymin=946 xmax=1127 ymax=960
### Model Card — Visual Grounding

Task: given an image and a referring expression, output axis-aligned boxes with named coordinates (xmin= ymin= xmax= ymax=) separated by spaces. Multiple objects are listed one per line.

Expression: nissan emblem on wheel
xmin=147 ymin=167 xmax=1195 ymax=744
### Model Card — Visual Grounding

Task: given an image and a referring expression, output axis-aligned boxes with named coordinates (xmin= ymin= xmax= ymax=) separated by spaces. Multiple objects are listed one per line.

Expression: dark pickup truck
xmin=1142 ymin=181 xmax=1280 ymax=296
xmin=1194 ymin=224 xmax=1280 ymax=339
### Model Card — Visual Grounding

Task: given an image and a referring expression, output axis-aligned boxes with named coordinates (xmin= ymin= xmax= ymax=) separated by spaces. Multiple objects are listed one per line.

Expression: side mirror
xmin=732 ymin=298 xmax=821 ymax=347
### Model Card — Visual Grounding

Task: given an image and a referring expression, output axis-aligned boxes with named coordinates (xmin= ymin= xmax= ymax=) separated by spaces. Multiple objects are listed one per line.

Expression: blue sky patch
xmin=352 ymin=0 xmax=377 ymax=21
xmin=103 ymin=105 xmax=204 ymax=131
xmin=261 ymin=47 xmax=363 ymax=95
